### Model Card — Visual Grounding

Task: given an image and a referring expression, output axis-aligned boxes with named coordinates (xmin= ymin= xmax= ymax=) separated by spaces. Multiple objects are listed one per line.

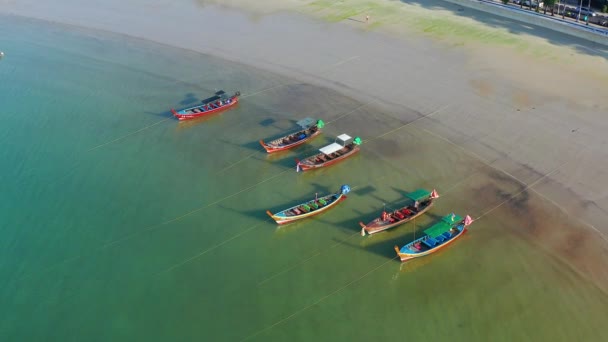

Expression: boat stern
xmin=260 ymin=140 xmax=271 ymax=152
xmin=359 ymin=222 xmax=368 ymax=236
xmin=295 ymin=159 xmax=309 ymax=172
xmin=267 ymin=210 xmax=294 ymax=225
xmin=394 ymin=246 xmax=416 ymax=262
xmin=266 ymin=210 xmax=279 ymax=223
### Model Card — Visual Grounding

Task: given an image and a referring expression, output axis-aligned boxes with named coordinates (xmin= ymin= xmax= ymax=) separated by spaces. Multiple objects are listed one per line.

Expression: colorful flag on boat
xmin=464 ymin=215 xmax=474 ymax=226
xmin=430 ymin=189 xmax=439 ymax=199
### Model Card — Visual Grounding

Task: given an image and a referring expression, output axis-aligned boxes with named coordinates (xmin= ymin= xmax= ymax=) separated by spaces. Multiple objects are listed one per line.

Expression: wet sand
xmin=3 ymin=0 xmax=608 ymax=296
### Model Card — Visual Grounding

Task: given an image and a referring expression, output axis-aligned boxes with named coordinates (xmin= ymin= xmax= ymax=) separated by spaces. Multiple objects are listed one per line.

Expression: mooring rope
xmin=240 ymin=256 xmax=398 ymax=342
xmin=237 ymin=159 xmax=573 ymax=341
xmin=87 ymin=117 xmax=171 ymax=151
xmin=17 ymin=105 xmax=457 ymax=285
xmin=419 ymin=127 xmax=603 ymax=242
xmin=154 ymin=107 xmax=472 ymax=279
xmin=156 ymin=220 xmax=270 ymax=275
xmin=102 ymin=168 xmax=291 ymax=249
xmin=255 ymin=169 xmax=479 ymax=287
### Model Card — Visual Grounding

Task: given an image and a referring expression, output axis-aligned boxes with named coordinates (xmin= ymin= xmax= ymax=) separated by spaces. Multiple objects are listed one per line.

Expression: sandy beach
xmin=3 ymin=0 xmax=608 ymax=332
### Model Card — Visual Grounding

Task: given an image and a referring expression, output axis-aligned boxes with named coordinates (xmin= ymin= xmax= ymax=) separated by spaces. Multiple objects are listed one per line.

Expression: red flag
xmin=430 ymin=189 xmax=439 ymax=199
xmin=464 ymin=215 xmax=474 ymax=226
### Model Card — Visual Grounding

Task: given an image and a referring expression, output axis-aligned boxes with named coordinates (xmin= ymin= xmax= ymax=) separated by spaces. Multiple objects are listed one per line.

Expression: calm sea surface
xmin=1 ymin=15 xmax=607 ymax=342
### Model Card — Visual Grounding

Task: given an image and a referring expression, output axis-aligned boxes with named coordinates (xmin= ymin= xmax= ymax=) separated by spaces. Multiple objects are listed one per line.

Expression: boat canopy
xmin=407 ymin=189 xmax=431 ymax=202
xmin=442 ymin=213 xmax=462 ymax=224
xmin=423 ymin=222 xmax=452 ymax=239
xmin=424 ymin=214 xmax=462 ymax=238
xmin=296 ymin=118 xmax=316 ymax=128
xmin=319 ymin=142 xmax=344 ymax=155
xmin=337 ymin=134 xmax=352 ymax=142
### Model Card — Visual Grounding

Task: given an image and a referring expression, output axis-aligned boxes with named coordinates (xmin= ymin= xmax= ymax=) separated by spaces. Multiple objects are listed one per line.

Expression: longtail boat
xmin=394 ymin=213 xmax=474 ymax=262
xmin=260 ymin=118 xmax=325 ymax=153
xmin=266 ymin=185 xmax=351 ymax=224
xmin=171 ymin=90 xmax=240 ymax=121
xmin=295 ymin=134 xmax=361 ymax=172
xmin=359 ymin=189 xmax=439 ymax=236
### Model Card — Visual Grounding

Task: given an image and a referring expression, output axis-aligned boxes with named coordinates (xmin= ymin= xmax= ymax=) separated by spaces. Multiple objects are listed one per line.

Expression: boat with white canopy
xmin=295 ymin=134 xmax=361 ymax=172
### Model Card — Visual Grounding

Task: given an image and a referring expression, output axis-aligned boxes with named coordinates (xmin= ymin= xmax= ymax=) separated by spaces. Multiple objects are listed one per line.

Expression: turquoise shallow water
xmin=1 ymin=15 xmax=608 ymax=342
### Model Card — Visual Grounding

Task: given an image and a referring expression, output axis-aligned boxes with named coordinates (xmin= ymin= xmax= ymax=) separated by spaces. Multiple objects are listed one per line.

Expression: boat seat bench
xmin=422 ymin=238 xmax=437 ymax=248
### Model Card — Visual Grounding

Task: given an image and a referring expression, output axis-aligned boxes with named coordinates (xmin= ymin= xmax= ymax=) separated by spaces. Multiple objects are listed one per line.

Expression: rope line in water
xmin=104 ymin=107 xmax=462 ymax=270
xmin=419 ymin=127 xmax=597 ymax=234
xmin=103 ymin=169 xmax=290 ymax=249
xmin=18 ymin=105 xmax=460 ymax=283
xmin=157 ymin=179 xmax=385 ymax=278
xmin=255 ymin=170 xmax=479 ymax=287
xmin=327 ymin=55 xmax=359 ymax=69
xmin=241 ymin=82 xmax=292 ymax=99
xmin=256 ymin=231 xmax=362 ymax=287
xmin=363 ymin=104 xmax=451 ymax=145
xmin=87 ymin=117 xmax=171 ymax=151
xmin=473 ymin=160 xmax=571 ymax=222
xmin=215 ymin=89 xmax=381 ymax=173
xmin=86 ymin=82 xmax=293 ymax=152
xmin=238 ymin=162 xmax=570 ymax=341
xmin=325 ymin=99 xmax=380 ymax=125
xmin=158 ymin=175 xmax=389 ymax=277
xmin=215 ymin=152 xmax=258 ymax=174
xmin=157 ymin=220 xmax=270 ymax=275
xmin=19 ymin=167 xmax=290 ymax=282
xmin=240 ymin=256 xmax=398 ymax=342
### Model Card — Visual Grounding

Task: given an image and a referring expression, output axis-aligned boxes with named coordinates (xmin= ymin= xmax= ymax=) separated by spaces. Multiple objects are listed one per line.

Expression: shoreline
xmin=3 ymin=0 xmax=608 ymax=291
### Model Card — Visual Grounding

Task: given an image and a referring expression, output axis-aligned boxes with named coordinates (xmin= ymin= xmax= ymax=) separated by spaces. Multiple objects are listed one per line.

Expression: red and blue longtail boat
xmin=359 ymin=189 xmax=439 ymax=236
xmin=295 ymin=134 xmax=361 ymax=172
xmin=394 ymin=213 xmax=474 ymax=262
xmin=171 ymin=90 xmax=240 ymax=121
xmin=266 ymin=185 xmax=351 ymax=224
xmin=260 ymin=118 xmax=325 ymax=153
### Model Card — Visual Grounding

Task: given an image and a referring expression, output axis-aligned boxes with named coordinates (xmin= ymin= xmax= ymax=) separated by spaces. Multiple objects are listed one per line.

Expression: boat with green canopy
xmin=260 ymin=118 xmax=325 ymax=153
xmin=359 ymin=189 xmax=439 ymax=236
xmin=394 ymin=213 xmax=474 ymax=262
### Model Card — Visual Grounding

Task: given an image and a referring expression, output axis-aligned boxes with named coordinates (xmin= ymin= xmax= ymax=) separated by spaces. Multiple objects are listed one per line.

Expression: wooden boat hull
xmin=260 ymin=128 xmax=321 ymax=153
xmin=267 ymin=193 xmax=347 ymax=225
xmin=394 ymin=225 xmax=467 ymax=262
xmin=360 ymin=202 xmax=433 ymax=235
xmin=296 ymin=146 xmax=360 ymax=172
xmin=171 ymin=95 xmax=239 ymax=121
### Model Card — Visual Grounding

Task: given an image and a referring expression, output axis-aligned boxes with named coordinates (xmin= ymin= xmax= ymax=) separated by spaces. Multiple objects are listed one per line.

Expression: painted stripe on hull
xmin=362 ymin=203 xmax=433 ymax=235
xmin=260 ymin=130 xmax=321 ymax=153
xmin=267 ymin=195 xmax=346 ymax=224
xmin=395 ymin=228 xmax=467 ymax=262
xmin=172 ymin=98 xmax=238 ymax=120
xmin=297 ymin=148 xmax=359 ymax=171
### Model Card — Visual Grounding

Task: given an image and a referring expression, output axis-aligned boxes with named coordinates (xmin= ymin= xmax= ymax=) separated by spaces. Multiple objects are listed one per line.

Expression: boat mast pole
xmin=413 ymin=216 xmax=416 ymax=242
